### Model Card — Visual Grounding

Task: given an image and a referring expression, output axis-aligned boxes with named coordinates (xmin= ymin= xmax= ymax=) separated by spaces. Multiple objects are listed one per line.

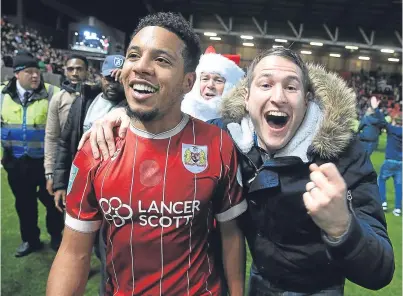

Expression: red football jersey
xmin=65 ymin=114 xmax=246 ymax=296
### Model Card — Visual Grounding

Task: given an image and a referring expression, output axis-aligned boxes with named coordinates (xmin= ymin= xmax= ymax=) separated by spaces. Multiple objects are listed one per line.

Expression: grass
xmin=1 ymin=134 xmax=401 ymax=295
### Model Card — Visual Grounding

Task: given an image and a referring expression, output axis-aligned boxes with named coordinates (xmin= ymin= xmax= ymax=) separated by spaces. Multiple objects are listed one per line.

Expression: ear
xmin=244 ymin=87 xmax=250 ymax=112
xmin=183 ymin=72 xmax=196 ymax=94
xmin=15 ymin=73 xmax=19 ymax=80
xmin=304 ymin=91 xmax=311 ymax=105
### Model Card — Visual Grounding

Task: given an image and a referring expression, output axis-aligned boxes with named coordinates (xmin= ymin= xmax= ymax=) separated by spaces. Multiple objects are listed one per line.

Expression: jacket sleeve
xmin=44 ymin=91 xmax=62 ymax=174
xmin=373 ymin=109 xmax=388 ymax=129
xmin=323 ymin=139 xmax=394 ymax=290
xmin=52 ymin=99 xmax=76 ymax=191
xmin=357 ymin=118 xmax=366 ymax=132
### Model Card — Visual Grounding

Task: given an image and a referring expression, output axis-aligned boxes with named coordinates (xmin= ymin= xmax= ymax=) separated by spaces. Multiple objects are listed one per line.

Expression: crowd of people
xmin=0 ymin=11 xmax=401 ymax=296
xmin=1 ymin=16 xmax=102 ymax=84
xmin=1 ymin=16 xmax=65 ymax=74
xmin=345 ymin=70 xmax=402 ymax=120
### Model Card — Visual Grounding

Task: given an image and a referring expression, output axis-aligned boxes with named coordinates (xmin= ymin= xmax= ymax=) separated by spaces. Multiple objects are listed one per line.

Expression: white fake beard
xmin=181 ymin=94 xmax=222 ymax=122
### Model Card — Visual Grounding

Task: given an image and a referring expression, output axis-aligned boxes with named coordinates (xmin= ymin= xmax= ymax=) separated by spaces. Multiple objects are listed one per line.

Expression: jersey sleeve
xmin=65 ymin=145 xmax=103 ymax=233
xmin=214 ymin=130 xmax=247 ymax=223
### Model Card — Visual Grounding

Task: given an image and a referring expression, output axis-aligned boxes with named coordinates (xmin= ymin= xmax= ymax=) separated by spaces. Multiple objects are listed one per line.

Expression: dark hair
xmin=246 ymin=47 xmax=311 ymax=93
xmin=65 ymin=54 xmax=89 ymax=69
xmin=132 ymin=12 xmax=201 ymax=73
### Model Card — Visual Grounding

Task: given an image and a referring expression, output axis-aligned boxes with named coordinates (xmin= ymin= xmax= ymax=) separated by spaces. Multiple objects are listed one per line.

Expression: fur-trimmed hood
xmin=219 ymin=64 xmax=357 ymax=160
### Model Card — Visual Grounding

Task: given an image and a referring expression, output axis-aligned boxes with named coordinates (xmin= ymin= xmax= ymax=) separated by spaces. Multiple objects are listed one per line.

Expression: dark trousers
xmin=3 ymin=156 xmax=64 ymax=244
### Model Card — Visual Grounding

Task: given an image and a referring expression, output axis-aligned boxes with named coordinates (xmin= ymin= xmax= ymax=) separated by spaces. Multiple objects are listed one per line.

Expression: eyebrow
xmin=126 ymin=45 xmax=177 ymax=61
xmin=257 ymin=73 xmax=301 ymax=83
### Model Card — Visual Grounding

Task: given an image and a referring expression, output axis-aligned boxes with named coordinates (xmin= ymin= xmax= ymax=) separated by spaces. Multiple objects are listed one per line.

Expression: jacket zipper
xmin=230 ymin=141 xmax=261 ymax=184
xmin=347 ymin=190 xmax=353 ymax=211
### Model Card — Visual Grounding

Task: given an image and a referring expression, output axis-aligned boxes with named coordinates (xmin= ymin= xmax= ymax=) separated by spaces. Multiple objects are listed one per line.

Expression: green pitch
xmin=1 ymin=134 xmax=401 ymax=295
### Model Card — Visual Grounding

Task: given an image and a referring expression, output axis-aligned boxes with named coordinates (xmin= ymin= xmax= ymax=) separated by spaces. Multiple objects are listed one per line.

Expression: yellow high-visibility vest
xmin=1 ymin=82 xmax=60 ymax=158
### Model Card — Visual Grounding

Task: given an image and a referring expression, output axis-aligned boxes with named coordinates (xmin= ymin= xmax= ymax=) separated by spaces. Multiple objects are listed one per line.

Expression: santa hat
xmin=204 ymin=46 xmax=241 ymax=65
xmin=195 ymin=46 xmax=245 ymax=97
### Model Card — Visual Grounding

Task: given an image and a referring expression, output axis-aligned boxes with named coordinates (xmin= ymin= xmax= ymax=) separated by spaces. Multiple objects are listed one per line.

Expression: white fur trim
xmin=227 ymin=116 xmax=254 ymax=153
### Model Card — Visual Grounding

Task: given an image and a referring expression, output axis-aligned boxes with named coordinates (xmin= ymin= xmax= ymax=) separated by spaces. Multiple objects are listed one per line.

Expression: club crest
xmin=182 ymin=144 xmax=208 ymax=173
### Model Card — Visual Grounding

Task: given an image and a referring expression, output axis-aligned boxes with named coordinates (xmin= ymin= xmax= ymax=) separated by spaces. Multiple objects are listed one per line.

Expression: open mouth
xmin=202 ymin=92 xmax=217 ymax=100
xmin=265 ymin=111 xmax=289 ymax=130
xmin=132 ymin=83 xmax=158 ymax=94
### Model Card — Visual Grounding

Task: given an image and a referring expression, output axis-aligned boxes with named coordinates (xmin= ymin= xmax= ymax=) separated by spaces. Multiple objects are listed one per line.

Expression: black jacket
xmin=52 ymin=84 xmax=100 ymax=191
xmin=209 ymin=64 xmax=394 ymax=293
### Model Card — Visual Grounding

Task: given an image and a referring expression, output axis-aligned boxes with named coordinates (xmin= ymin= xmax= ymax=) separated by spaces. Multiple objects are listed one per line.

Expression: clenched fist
xmin=303 ymin=163 xmax=351 ymax=238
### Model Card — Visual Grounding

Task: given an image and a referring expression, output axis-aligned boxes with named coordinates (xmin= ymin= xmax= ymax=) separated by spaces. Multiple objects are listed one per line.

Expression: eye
xmin=127 ymin=52 xmax=139 ymax=59
xmin=156 ymin=57 xmax=170 ymax=64
xmin=286 ymin=85 xmax=297 ymax=91
xmin=261 ymin=83 xmax=272 ymax=89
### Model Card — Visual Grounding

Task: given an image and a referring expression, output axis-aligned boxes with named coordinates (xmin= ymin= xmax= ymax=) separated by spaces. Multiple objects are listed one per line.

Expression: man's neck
xmin=131 ymin=110 xmax=184 ymax=135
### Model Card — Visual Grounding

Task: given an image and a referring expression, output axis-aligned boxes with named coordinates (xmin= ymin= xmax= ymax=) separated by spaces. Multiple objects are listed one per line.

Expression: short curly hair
xmin=132 ymin=12 xmax=201 ymax=73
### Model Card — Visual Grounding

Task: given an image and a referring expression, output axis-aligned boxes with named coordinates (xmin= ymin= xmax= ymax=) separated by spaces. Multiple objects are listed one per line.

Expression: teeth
xmin=132 ymin=83 xmax=157 ymax=93
xmin=267 ymin=111 xmax=287 ymax=117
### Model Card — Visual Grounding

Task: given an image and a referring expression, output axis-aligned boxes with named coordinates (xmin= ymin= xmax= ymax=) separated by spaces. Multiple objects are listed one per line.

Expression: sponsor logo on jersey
xmin=182 ymin=144 xmax=208 ymax=173
xmin=67 ymin=164 xmax=79 ymax=195
xmin=99 ymin=197 xmax=133 ymax=227
xmin=138 ymin=200 xmax=201 ymax=228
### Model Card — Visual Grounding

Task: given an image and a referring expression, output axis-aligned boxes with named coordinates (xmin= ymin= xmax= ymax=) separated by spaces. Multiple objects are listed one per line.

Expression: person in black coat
xmin=209 ymin=48 xmax=394 ymax=295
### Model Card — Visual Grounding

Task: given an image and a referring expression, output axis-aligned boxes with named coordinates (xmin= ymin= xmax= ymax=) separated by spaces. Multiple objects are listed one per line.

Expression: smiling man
xmin=84 ymin=47 xmax=395 ymax=295
xmin=213 ymin=48 xmax=394 ymax=295
xmin=47 ymin=13 xmax=246 ymax=296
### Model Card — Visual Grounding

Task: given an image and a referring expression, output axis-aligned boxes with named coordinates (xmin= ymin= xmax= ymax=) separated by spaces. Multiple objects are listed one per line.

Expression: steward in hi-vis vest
xmin=0 ymin=51 xmax=64 ymax=258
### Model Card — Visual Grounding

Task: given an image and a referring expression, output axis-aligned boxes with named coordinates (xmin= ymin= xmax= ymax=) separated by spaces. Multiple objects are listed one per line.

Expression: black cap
xmin=13 ymin=50 xmax=39 ymax=73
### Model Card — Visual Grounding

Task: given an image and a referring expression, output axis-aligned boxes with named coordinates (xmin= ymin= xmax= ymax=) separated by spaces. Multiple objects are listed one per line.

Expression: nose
xmin=270 ymin=83 xmax=287 ymax=104
xmin=31 ymin=72 xmax=39 ymax=79
xmin=206 ymin=79 xmax=215 ymax=89
xmin=72 ymin=69 xmax=79 ymax=76
xmin=133 ymin=55 xmax=154 ymax=76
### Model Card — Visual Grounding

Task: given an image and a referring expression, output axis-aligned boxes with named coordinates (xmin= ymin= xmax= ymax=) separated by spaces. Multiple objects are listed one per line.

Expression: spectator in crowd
xmin=1 ymin=51 xmax=64 ymax=257
xmin=86 ymin=47 xmax=395 ymax=295
xmin=44 ymin=54 xmax=89 ymax=196
xmin=52 ymin=55 xmax=125 ymax=210
xmin=52 ymin=55 xmax=124 ymax=296
xmin=181 ymin=46 xmax=244 ymax=121
xmin=1 ymin=16 xmax=66 ymax=75
xmin=370 ymin=98 xmax=403 ymax=217
xmin=357 ymin=96 xmax=386 ymax=155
